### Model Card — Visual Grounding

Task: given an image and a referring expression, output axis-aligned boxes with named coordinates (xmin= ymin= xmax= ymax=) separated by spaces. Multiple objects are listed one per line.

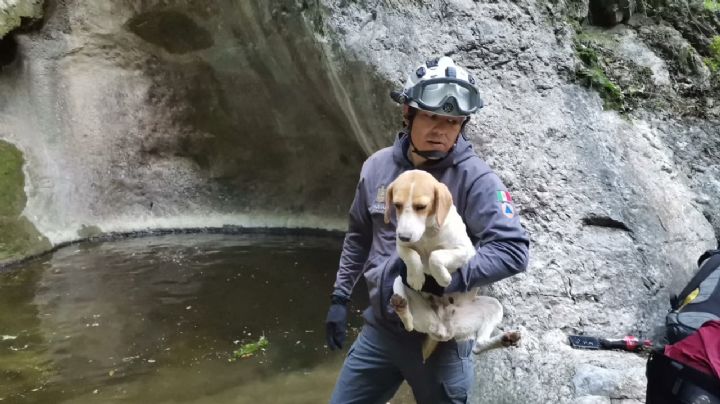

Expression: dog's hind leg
xmin=391 ymin=276 xmax=414 ymax=332
xmin=472 ymin=331 xmax=521 ymax=354
xmin=469 ymin=296 xmax=521 ymax=354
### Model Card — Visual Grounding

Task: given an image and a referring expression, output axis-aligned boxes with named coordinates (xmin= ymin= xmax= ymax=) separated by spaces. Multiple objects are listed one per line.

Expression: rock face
xmin=1 ymin=0 xmax=720 ymax=402
xmin=324 ymin=0 xmax=719 ymax=402
xmin=0 ymin=1 xmax=396 ymax=248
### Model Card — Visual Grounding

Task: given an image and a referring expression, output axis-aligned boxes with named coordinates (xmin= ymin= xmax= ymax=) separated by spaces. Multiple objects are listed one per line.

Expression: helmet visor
xmin=406 ymin=78 xmax=483 ymax=115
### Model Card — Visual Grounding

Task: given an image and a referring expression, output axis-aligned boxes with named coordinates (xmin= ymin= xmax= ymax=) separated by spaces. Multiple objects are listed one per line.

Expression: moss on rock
xmin=705 ymin=35 xmax=720 ymax=72
xmin=0 ymin=140 xmax=50 ymax=264
xmin=574 ymin=36 xmax=626 ymax=110
xmin=0 ymin=0 xmax=44 ymax=39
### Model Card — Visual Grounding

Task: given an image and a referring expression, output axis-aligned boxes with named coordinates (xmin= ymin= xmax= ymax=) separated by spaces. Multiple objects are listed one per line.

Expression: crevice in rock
xmin=588 ymin=0 xmax=632 ymax=27
xmin=125 ymin=10 xmax=214 ymax=54
xmin=0 ymin=34 xmax=18 ymax=67
xmin=582 ymin=214 xmax=632 ymax=231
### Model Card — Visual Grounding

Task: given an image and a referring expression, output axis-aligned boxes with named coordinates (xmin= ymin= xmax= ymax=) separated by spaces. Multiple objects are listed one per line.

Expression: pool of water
xmin=0 ymin=233 xmax=374 ymax=403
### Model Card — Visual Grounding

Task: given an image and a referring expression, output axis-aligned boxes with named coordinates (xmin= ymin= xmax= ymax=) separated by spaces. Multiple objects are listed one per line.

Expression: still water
xmin=0 ymin=233 xmax=375 ymax=403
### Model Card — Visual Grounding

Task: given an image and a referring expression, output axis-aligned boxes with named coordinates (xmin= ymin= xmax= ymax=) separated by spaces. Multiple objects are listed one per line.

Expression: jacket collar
xmin=392 ymin=130 xmax=474 ymax=169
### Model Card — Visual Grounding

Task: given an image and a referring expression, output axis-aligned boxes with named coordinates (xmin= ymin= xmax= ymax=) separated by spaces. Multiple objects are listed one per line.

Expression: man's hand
xmin=325 ymin=295 xmax=349 ymax=350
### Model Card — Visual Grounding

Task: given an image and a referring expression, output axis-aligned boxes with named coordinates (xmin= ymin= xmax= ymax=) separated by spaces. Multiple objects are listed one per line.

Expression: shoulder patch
xmin=501 ymin=202 xmax=514 ymax=218
xmin=496 ymin=191 xmax=512 ymax=203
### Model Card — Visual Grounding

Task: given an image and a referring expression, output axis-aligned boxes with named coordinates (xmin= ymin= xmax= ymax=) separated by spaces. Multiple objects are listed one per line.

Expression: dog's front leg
xmin=428 ymin=247 xmax=472 ymax=287
xmin=398 ymin=244 xmax=425 ymax=290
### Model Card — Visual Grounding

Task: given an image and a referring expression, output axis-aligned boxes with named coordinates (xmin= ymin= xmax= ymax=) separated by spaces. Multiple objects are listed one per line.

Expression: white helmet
xmin=392 ymin=56 xmax=483 ymax=117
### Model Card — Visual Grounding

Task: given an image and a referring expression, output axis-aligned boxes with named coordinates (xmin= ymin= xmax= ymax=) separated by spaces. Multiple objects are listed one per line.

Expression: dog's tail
xmin=422 ymin=337 xmax=439 ymax=362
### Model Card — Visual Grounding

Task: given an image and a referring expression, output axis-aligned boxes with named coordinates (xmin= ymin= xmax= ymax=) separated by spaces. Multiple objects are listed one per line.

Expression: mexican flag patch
xmin=497 ymin=191 xmax=512 ymax=203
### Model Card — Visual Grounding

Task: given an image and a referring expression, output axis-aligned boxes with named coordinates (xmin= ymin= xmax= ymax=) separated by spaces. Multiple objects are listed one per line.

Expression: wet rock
xmin=125 ymin=11 xmax=213 ymax=54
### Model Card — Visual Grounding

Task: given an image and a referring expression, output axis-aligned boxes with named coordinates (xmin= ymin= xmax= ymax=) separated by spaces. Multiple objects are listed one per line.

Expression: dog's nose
xmin=398 ymin=234 xmax=411 ymax=242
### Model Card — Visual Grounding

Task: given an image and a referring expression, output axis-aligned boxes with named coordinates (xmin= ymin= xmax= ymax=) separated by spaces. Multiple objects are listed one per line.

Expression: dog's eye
xmin=413 ymin=204 xmax=427 ymax=210
xmin=394 ymin=203 xmax=403 ymax=210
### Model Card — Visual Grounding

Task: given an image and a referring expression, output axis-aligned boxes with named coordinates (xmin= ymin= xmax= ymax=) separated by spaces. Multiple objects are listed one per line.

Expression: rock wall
xmin=322 ymin=0 xmax=718 ymax=402
xmin=0 ymin=0 xmax=396 ymax=256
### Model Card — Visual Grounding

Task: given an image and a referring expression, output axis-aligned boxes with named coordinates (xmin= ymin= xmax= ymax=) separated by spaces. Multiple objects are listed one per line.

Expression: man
xmin=326 ymin=56 xmax=530 ymax=403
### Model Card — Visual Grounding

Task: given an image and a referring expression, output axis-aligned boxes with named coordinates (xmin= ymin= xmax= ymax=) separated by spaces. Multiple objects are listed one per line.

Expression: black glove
xmin=398 ymin=264 xmax=446 ymax=296
xmin=325 ymin=295 xmax=349 ymax=350
xmin=398 ymin=261 xmax=466 ymax=296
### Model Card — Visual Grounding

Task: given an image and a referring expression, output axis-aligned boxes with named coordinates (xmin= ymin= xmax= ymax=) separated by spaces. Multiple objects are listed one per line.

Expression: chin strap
xmin=410 ymin=139 xmax=452 ymax=160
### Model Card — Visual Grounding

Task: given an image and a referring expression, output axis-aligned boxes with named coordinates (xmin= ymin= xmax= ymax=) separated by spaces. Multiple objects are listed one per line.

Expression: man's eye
xmin=448 ymin=119 xmax=459 ymax=125
xmin=413 ymin=205 xmax=427 ymax=210
xmin=394 ymin=203 xmax=403 ymax=210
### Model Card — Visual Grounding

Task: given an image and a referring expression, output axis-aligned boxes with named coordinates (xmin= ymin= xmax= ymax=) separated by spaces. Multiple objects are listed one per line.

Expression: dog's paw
xmin=407 ymin=273 xmax=425 ymax=291
xmin=434 ymin=271 xmax=452 ymax=287
xmin=501 ymin=331 xmax=521 ymax=347
xmin=390 ymin=294 xmax=408 ymax=311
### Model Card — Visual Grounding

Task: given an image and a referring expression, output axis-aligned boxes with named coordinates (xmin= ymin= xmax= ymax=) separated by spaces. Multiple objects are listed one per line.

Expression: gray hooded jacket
xmin=332 ymin=132 xmax=530 ymax=330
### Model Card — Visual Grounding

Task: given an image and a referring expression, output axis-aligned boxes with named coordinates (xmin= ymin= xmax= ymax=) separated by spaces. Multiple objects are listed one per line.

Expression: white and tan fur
xmin=384 ymin=170 xmax=519 ymax=359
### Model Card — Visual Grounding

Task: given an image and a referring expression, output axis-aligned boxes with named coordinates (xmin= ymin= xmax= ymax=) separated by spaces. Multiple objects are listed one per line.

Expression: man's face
xmin=409 ymin=109 xmax=465 ymax=152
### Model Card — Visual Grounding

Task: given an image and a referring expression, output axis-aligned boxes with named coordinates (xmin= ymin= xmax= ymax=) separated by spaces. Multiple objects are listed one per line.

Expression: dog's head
xmin=384 ymin=170 xmax=453 ymax=243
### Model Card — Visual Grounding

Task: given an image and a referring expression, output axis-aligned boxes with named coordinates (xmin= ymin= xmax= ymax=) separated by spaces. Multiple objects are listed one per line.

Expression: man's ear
xmin=433 ymin=182 xmax=453 ymax=227
xmin=384 ymin=183 xmax=394 ymax=224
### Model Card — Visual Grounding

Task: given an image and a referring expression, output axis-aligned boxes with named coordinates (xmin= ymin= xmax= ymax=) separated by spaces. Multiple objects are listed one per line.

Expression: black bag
xmin=666 ymin=249 xmax=720 ymax=344
xmin=646 ymin=349 xmax=720 ymax=404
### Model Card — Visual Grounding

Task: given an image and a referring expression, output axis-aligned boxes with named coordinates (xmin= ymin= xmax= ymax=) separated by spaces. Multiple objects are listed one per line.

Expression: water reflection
xmin=0 ymin=234 xmax=371 ymax=403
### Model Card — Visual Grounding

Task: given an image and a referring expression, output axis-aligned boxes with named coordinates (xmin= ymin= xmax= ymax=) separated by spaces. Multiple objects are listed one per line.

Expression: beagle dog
xmin=384 ymin=170 xmax=519 ymax=359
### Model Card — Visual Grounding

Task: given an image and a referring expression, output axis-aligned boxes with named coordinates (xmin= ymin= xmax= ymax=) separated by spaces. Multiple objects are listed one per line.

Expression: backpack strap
xmin=673 ymin=249 xmax=720 ymax=310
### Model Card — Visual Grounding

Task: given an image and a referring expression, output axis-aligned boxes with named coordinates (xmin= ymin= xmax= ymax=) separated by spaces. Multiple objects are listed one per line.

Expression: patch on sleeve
xmin=501 ymin=202 xmax=514 ymax=218
xmin=496 ymin=191 xmax=512 ymax=203
xmin=376 ymin=186 xmax=387 ymax=203
xmin=497 ymin=191 xmax=514 ymax=218
xmin=369 ymin=185 xmax=387 ymax=215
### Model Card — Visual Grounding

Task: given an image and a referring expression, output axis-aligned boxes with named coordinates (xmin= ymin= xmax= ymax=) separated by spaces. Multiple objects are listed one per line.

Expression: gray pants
xmin=330 ymin=324 xmax=475 ymax=404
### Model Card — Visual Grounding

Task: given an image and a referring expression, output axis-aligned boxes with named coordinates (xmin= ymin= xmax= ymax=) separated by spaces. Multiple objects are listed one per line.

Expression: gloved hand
xmin=398 ymin=261 xmax=467 ymax=296
xmin=325 ymin=295 xmax=349 ymax=350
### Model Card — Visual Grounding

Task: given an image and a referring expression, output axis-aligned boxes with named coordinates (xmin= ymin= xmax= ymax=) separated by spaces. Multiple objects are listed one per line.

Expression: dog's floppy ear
xmin=384 ymin=182 xmax=394 ymax=224
xmin=433 ymin=182 xmax=453 ymax=227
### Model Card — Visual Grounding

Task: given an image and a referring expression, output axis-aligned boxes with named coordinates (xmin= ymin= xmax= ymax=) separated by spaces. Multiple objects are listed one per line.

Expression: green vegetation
xmin=231 ymin=336 xmax=269 ymax=360
xmin=705 ymin=0 xmax=720 ymax=11
xmin=704 ymin=36 xmax=720 ymax=72
xmin=574 ymin=40 xmax=625 ymax=110
xmin=0 ymin=140 xmax=50 ymax=263
xmin=0 ymin=141 xmax=25 ymax=217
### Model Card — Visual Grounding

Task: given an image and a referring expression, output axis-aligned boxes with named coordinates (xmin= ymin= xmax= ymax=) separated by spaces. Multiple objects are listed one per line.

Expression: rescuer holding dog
xmin=326 ymin=56 xmax=530 ymax=403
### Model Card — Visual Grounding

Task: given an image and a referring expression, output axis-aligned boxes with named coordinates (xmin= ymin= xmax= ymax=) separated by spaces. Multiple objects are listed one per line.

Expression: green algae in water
xmin=231 ymin=336 xmax=270 ymax=360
